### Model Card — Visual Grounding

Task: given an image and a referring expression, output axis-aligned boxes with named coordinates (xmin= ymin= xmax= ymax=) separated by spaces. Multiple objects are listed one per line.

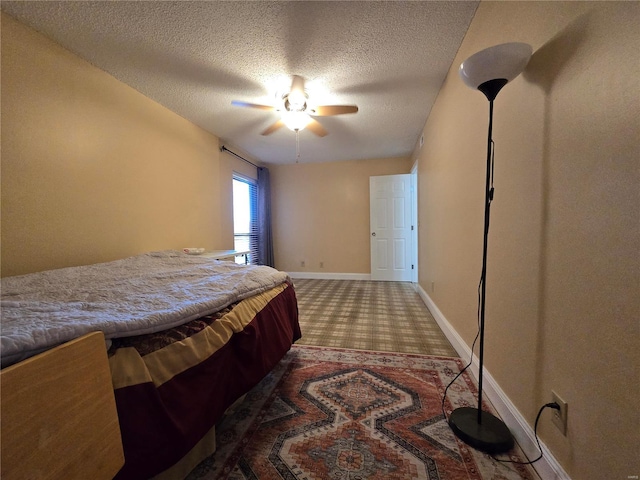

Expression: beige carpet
xmin=292 ymin=279 xmax=457 ymax=357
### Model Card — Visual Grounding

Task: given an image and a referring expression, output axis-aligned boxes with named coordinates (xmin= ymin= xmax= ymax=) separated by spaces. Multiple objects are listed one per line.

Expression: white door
xmin=370 ymin=174 xmax=412 ymax=281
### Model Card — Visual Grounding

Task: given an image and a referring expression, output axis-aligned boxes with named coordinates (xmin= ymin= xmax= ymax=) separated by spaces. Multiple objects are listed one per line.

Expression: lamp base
xmin=449 ymin=407 xmax=514 ymax=454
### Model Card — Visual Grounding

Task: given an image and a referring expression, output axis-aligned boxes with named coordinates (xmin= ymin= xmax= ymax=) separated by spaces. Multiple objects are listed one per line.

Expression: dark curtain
xmin=257 ymin=167 xmax=274 ymax=267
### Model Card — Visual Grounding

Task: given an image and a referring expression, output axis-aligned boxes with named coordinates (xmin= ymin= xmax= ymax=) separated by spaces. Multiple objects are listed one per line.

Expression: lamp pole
xmin=476 ymin=98 xmax=494 ymax=425
xmin=447 ymin=79 xmax=514 ymax=454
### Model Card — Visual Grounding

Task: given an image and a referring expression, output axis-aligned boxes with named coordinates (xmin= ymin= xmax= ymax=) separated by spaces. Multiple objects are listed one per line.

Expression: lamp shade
xmin=459 ymin=42 xmax=532 ymax=90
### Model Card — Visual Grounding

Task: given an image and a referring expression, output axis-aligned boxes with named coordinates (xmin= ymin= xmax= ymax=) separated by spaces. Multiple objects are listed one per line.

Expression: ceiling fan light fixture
xmin=282 ymin=111 xmax=311 ymax=132
xmin=287 ymin=90 xmax=307 ymax=110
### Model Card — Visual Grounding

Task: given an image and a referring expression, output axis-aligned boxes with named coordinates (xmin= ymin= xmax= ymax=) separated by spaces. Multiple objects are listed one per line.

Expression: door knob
xmin=371 ymin=232 xmax=376 ymax=236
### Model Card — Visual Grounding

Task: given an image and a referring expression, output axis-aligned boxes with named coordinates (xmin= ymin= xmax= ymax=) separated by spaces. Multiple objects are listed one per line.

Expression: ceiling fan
xmin=232 ymin=75 xmax=358 ymax=137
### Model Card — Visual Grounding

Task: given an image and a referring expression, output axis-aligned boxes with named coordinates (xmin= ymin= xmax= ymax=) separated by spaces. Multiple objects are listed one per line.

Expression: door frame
xmin=410 ymin=161 xmax=418 ymax=286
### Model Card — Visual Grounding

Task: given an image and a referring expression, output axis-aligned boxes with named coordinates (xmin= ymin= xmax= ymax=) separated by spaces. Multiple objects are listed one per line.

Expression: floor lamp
xmin=448 ymin=42 xmax=533 ymax=454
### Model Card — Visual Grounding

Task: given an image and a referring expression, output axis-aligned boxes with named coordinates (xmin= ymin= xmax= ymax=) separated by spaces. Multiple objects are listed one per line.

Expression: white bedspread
xmin=0 ymin=250 xmax=289 ymax=367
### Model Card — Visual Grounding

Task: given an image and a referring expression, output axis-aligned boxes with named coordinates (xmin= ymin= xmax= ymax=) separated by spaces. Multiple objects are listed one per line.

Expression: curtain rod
xmin=220 ymin=145 xmax=258 ymax=168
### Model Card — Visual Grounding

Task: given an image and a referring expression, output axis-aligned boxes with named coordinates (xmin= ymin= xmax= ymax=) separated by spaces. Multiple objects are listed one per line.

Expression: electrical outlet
xmin=301 ymin=260 xmax=305 ymax=267
xmin=551 ymin=391 xmax=568 ymax=436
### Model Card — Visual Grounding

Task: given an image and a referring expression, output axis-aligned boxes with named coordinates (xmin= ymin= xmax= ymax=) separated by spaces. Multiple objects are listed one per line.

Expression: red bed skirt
xmin=110 ymin=282 xmax=301 ymax=479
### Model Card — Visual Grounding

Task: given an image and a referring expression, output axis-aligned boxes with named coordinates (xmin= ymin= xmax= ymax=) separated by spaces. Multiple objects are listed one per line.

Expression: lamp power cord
xmin=490 ymin=402 xmax=560 ymax=465
xmin=440 ymin=326 xmax=561 ymax=465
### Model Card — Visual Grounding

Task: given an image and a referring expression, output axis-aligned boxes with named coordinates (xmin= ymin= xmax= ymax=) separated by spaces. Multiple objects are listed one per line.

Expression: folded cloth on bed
xmin=0 ymin=250 xmax=289 ymax=367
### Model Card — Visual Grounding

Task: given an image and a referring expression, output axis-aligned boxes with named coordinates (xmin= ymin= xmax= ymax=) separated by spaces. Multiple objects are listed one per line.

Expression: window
xmin=232 ymin=175 xmax=258 ymax=265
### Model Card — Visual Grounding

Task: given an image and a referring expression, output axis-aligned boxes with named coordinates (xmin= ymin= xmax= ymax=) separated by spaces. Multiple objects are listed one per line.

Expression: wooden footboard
xmin=0 ymin=331 xmax=124 ymax=479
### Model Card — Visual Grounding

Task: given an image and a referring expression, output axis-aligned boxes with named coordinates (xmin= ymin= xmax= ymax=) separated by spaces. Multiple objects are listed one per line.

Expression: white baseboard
xmin=287 ymin=272 xmax=371 ymax=281
xmin=416 ymin=284 xmax=570 ymax=480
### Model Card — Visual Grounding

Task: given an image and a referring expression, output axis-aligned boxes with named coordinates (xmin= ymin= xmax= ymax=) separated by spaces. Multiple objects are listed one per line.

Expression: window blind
xmin=232 ymin=175 xmax=259 ymax=265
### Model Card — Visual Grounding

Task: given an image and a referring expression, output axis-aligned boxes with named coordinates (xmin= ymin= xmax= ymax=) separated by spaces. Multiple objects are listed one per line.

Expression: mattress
xmin=0 ymin=250 xmax=289 ymax=367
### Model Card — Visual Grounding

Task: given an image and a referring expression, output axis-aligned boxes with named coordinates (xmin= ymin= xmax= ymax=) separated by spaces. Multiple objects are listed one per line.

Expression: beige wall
xmin=270 ymin=157 xmax=412 ymax=274
xmin=414 ymin=2 xmax=639 ymax=478
xmin=0 ymin=13 xmax=242 ymax=276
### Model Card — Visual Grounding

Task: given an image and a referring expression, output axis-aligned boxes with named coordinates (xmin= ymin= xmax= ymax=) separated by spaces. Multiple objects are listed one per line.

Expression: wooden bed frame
xmin=0 ymin=332 xmax=124 ymax=479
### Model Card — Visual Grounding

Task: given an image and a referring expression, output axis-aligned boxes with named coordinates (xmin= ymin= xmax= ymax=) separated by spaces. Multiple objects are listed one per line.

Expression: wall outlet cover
xmin=551 ymin=390 xmax=568 ymax=436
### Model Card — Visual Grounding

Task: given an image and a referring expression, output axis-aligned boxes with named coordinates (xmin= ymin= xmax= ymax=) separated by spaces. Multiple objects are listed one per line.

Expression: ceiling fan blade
xmin=310 ymin=105 xmax=359 ymax=116
xmin=261 ymin=120 xmax=285 ymax=136
xmin=306 ymin=118 xmax=328 ymax=137
xmin=231 ymin=100 xmax=275 ymax=111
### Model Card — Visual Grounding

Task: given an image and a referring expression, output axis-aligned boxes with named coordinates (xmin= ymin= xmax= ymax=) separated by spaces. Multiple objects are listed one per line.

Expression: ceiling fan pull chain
xmin=296 ymin=130 xmax=301 ymax=163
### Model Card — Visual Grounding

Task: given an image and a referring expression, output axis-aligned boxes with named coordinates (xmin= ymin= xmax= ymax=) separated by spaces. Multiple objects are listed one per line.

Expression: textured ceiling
xmin=1 ymin=1 xmax=478 ymax=164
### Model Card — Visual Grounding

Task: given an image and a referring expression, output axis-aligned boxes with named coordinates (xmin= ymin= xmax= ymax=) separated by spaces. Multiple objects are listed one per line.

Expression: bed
xmin=0 ymin=250 xmax=301 ymax=479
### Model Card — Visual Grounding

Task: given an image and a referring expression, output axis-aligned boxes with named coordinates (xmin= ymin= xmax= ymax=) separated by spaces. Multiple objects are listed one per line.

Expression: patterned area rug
xmin=187 ymin=346 xmax=536 ymax=480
